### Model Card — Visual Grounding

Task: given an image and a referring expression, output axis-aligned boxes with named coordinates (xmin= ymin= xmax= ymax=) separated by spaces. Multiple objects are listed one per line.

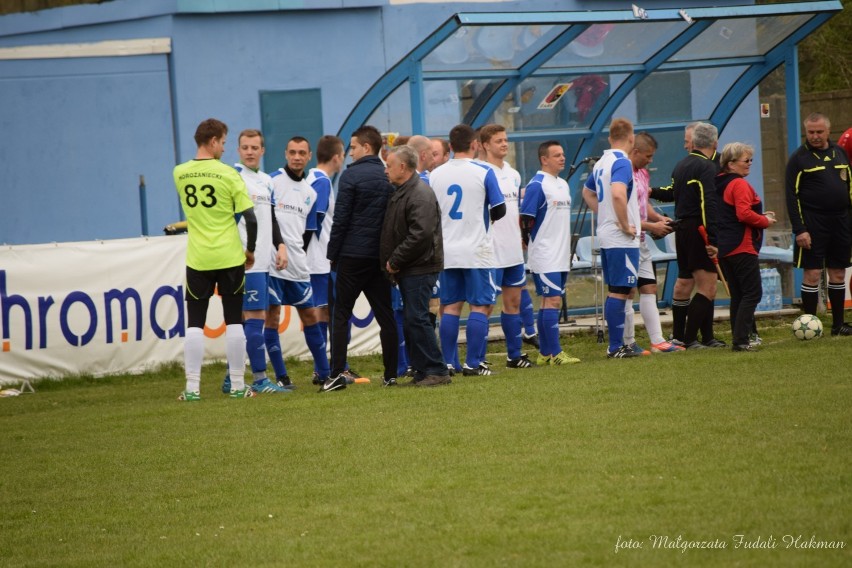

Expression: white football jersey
xmin=485 ymin=161 xmax=524 ymax=268
xmin=270 ymin=169 xmax=318 ymax=282
xmin=519 ymin=171 xmax=572 ymax=273
xmin=584 ymin=149 xmax=640 ymax=249
xmin=234 ymin=164 xmax=274 ymax=274
xmin=429 ymin=158 xmax=505 ymax=269
xmin=305 ymin=168 xmax=335 ymax=275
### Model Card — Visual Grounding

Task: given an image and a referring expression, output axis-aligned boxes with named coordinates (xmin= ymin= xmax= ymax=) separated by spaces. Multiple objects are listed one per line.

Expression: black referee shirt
xmin=785 ymin=141 xmax=852 ymax=235
xmin=672 ymin=151 xmax=720 ymax=243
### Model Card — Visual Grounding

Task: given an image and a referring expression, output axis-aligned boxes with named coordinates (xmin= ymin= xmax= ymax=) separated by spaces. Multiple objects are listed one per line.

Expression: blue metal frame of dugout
xmin=337 ymin=2 xmax=840 ymax=315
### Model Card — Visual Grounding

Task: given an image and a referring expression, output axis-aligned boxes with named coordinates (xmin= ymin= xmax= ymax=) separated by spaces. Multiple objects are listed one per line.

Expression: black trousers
xmin=330 ymin=256 xmax=398 ymax=379
xmin=719 ymin=253 xmax=762 ymax=347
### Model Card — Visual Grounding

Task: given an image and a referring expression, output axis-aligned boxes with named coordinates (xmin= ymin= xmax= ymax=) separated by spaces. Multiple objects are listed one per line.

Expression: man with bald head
xmin=407 ymin=135 xmax=434 ymax=183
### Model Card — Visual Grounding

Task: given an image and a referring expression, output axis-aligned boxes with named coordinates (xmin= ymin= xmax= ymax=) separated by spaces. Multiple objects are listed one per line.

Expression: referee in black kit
xmin=671 ymin=122 xmax=726 ymax=349
xmin=786 ymin=112 xmax=852 ymax=336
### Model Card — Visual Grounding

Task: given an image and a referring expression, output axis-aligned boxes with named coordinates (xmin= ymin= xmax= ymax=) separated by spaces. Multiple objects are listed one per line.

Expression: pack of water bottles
xmin=757 ymin=268 xmax=782 ymax=312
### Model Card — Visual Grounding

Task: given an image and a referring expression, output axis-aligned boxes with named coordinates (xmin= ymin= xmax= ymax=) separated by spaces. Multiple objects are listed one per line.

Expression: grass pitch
xmin=1 ymin=315 xmax=850 ymax=567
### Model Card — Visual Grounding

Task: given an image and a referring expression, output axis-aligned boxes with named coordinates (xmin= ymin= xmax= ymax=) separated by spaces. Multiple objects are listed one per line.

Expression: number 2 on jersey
xmin=447 ymin=184 xmax=463 ymax=220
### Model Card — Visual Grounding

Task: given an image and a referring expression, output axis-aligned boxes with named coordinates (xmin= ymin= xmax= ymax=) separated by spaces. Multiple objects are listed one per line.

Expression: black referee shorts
xmin=675 ymin=218 xmax=716 ymax=275
xmin=795 ymin=210 xmax=852 ymax=270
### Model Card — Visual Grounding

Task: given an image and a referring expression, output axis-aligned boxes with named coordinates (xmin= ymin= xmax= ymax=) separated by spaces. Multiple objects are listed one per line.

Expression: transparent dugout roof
xmin=541 ymin=21 xmax=688 ymax=69
xmin=670 ymin=14 xmax=813 ymax=61
xmin=422 ymin=24 xmax=564 ymax=71
xmin=339 ymin=2 xmax=842 ymax=167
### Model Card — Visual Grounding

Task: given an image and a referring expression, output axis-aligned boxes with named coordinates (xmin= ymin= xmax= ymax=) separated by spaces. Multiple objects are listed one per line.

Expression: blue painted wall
xmin=0 ymin=53 xmax=175 ymax=243
xmin=168 ymin=8 xmax=388 ymax=165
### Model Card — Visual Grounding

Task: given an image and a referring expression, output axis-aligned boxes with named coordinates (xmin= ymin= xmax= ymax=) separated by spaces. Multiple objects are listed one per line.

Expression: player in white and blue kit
xmin=230 ymin=129 xmax=290 ymax=394
xmin=306 ymin=135 xmax=352 ymax=383
xmin=430 ymin=124 xmax=506 ymax=376
xmin=480 ymin=124 xmax=534 ymax=369
xmin=269 ymin=136 xmax=332 ymax=382
xmin=583 ymin=118 xmax=642 ymax=359
xmin=519 ymin=141 xmax=581 ymax=366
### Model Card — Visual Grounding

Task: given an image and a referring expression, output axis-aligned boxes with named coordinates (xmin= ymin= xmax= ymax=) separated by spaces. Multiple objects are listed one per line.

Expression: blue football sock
xmin=264 ymin=327 xmax=288 ymax=378
xmin=520 ymin=288 xmax=536 ymax=336
xmin=244 ymin=318 xmax=267 ymax=375
xmin=501 ymin=312 xmax=523 ymax=359
xmin=318 ymin=321 xmax=328 ymax=343
xmin=465 ymin=312 xmax=489 ymax=368
xmin=542 ymin=308 xmax=561 ymax=356
xmin=303 ymin=323 xmax=330 ymax=378
xmin=440 ymin=313 xmax=460 ymax=368
xmin=605 ymin=296 xmax=627 ymax=352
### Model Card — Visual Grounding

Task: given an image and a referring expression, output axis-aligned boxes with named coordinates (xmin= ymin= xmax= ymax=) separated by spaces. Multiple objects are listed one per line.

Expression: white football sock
xmin=226 ymin=324 xmax=247 ymax=390
xmin=640 ymin=293 xmax=665 ymax=344
xmin=184 ymin=327 xmax=204 ymax=393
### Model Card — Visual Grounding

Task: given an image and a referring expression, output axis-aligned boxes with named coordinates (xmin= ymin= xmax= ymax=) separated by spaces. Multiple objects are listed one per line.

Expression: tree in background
xmin=760 ymin=0 xmax=850 ymax=93
xmin=0 ymin=0 xmax=109 ymax=16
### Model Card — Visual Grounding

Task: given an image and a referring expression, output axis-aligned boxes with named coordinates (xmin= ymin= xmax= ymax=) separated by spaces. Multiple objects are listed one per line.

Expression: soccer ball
xmin=791 ymin=314 xmax=823 ymax=340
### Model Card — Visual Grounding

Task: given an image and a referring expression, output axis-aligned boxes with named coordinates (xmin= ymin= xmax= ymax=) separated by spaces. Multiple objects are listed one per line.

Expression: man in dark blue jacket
xmin=323 ymin=125 xmax=399 ymax=391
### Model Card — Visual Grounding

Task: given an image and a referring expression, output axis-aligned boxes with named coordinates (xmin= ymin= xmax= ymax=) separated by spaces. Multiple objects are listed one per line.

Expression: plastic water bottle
xmin=766 ymin=269 xmax=776 ymax=311
xmin=757 ymin=269 xmax=769 ymax=312
xmin=770 ymin=268 xmax=782 ymax=310
xmin=762 ymin=268 xmax=771 ymax=312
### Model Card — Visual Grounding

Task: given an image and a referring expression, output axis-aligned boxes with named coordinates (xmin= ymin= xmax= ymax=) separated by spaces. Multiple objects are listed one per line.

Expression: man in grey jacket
xmin=380 ymin=145 xmax=450 ymax=387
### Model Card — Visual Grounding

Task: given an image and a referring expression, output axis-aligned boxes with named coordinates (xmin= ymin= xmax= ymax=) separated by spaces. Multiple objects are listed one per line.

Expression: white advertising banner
xmin=0 ymin=236 xmax=380 ymax=385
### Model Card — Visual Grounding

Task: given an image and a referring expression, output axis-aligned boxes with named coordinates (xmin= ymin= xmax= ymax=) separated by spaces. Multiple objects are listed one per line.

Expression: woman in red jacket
xmin=714 ymin=143 xmax=778 ymax=351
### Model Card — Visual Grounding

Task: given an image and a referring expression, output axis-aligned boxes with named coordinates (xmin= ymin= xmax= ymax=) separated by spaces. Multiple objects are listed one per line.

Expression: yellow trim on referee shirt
xmin=793 ymin=166 xmax=826 ymax=234
xmin=687 ymin=179 xmax=706 ymax=226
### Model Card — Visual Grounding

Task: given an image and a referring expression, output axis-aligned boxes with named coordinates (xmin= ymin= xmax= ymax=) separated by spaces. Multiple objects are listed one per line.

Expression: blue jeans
xmin=398 ymin=272 xmax=447 ymax=377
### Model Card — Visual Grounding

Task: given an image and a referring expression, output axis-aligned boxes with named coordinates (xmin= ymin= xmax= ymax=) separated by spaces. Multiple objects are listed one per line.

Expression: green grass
xmin=1 ymin=316 xmax=850 ymax=567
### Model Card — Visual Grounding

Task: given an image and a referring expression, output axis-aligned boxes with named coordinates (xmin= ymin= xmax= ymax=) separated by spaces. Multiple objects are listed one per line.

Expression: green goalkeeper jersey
xmin=173 ymin=158 xmax=254 ymax=271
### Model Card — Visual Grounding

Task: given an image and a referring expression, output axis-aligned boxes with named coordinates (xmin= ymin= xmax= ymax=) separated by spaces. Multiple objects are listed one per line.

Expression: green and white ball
xmin=791 ymin=314 xmax=823 ymax=340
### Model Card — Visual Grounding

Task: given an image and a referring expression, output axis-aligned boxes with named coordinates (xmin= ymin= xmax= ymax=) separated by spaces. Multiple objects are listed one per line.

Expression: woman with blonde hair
xmin=714 ymin=142 xmax=777 ymax=351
